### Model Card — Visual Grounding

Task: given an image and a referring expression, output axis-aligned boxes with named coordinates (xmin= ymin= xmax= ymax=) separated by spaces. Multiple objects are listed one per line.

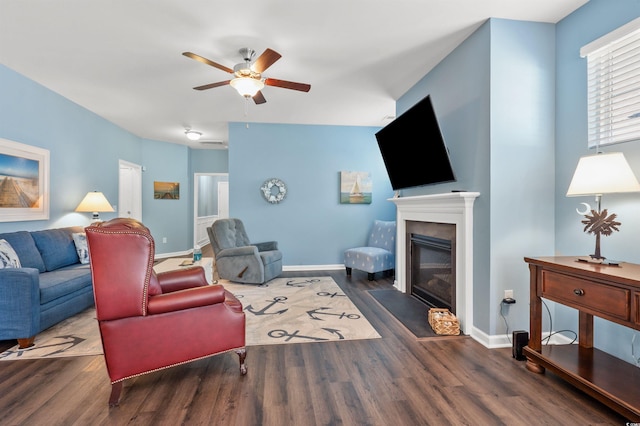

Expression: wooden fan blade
xmin=252 ymin=49 xmax=282 ymax=73
xmin=253 ymin=91 xmax=267 ymax=104
xmin=193 ymin=80 xmax=230 ymax=91
xmin=182 ymin=52 xmax=234 ymax=74
xmin=265 ymin=78 xmax=311 ymax=92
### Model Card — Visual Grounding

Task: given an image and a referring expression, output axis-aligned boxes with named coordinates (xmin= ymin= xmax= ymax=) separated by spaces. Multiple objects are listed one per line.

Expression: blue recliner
xmin=207 ymin=218 xmax=283 ymax=284
xmin=344 ymin=220 xmax=396 ymax=281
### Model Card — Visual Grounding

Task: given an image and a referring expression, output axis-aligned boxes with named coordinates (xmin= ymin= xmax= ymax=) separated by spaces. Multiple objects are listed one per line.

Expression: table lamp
xmin=75 ymin=191 xmax=115 ymax=221
xmin=566 ymin=152 xmax=640 ymax=262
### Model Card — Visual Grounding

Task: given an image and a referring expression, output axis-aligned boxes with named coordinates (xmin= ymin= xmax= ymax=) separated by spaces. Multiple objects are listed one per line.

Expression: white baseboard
xmin=471 ymin=326 xmax=575 ymax=349
xmin=155 ymin=250 xmax=191 ymax=259
xmin=283 ymin=264 xmax=345 ymax=272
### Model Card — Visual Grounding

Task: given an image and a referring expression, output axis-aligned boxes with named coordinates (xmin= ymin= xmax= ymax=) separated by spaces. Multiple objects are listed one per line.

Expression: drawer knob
xmin=573 ymin=288 xmax=585 ymax=296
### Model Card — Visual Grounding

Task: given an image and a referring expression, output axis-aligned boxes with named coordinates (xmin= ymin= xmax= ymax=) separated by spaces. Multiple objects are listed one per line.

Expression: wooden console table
xmin=524 ymin=256 xmax=640 ymax=421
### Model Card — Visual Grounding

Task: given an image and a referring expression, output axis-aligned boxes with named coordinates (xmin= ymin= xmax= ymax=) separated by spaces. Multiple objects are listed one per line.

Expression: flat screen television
xmin=375 ymin=95 xmax=456 ymax=191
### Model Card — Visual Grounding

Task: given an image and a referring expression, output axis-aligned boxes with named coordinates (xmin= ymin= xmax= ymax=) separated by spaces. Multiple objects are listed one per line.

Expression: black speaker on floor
xmin=512 ymin=330 xmax=529 ymax=361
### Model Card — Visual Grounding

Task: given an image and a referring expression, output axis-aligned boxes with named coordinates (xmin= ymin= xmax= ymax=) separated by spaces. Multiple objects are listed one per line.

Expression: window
xmin=581 ymin=17 xmax=640 ymax=148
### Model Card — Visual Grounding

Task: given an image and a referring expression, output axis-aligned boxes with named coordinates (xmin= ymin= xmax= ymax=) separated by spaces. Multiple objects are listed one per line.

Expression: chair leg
xmin=109 ymin=382 xmax=123 ymax=407
xmin=345 ymin=267 xmax=352 ymax=276
xmin=368 ymin=272 xmax=374 ymax=281
xmin=236 ymin=348 xmax=247 ymax=375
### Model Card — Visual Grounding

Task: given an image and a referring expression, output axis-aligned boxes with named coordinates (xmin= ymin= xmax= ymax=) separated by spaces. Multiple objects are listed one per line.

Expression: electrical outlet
xmin=504 ymin=289 xmax=514 ymax=299
xmin=162 ymin=237 xmax=167 ymax=244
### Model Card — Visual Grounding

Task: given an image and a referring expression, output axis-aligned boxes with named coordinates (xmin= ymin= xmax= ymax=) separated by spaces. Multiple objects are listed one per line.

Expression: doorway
xmin=194 ymin=173 xmax=229 ymax=248
xmin=118 ymin=160 xmax=142 ymax=221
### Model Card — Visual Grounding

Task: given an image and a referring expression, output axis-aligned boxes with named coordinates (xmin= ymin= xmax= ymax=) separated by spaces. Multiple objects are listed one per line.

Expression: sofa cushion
xmin=32 ymin=227 xmax=82 ymax=271
xmin=38 ymin=263 xmax=92 ymax=304
xmin=0 ymin=231 xmax=45 ymax=272
xmin=0 ymin=239 xmax=21 ymax=268
xmin=72 ymin=232 xmax=90 ymax=264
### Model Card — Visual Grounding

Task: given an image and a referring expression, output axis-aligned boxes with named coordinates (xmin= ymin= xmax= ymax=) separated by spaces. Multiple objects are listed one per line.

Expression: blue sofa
xmin=0 ymin=226 xmax=94 ymax=348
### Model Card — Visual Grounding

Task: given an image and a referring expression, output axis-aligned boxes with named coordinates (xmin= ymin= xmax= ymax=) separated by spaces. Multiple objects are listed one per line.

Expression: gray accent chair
xmin=207 ymin=218 xmax=283 ymax=284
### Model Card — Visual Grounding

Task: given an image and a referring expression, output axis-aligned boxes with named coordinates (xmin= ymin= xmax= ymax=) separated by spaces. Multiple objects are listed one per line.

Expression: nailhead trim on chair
xmin=109 ymin=346 xmax=247 ymax=383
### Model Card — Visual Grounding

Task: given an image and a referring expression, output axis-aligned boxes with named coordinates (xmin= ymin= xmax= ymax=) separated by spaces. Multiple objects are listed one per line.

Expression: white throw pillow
xmin=0 ymin=239 xmax=21 ymax=268
xmin=72 ymin=232 xmax=90 ymax=264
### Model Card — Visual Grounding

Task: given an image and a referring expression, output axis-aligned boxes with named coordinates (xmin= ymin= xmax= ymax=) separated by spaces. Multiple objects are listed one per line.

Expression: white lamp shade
xmin=230 ymin=77 xmax=264 ymax=97
xmin=75 ymin=191 xmax=115 ymax=213
xmin=566 ymin=152 xmax=640 ymax=196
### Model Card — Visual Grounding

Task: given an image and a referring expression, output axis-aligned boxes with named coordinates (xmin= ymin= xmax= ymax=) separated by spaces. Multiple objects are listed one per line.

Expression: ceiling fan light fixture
xmin=230 ymin=77 xmax=264 ymax=98
xmin=185 ymin=129 xmax=202 ymax=141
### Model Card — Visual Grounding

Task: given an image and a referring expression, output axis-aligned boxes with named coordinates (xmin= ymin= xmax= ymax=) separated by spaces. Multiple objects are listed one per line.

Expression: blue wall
xmin=555 ymin=0 xmax=640 ymax=363
xmin=0 ymin=64 xmax=228 ymax=255
xmin=489 ymin=20 xmax=556 ymax=337
xmin=395 ymin=19 xmax=556 ymax=338
xmin=228 ymin=122 xmax=395 ymax=267
xmin=0 ymin=64 xmax=141 ymax=231
xmin=141 ymin=139 xmax=191 ymax=253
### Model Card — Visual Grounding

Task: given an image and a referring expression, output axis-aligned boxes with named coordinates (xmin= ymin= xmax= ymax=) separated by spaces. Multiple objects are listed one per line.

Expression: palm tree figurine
xmin=580 ymin=208 xmax=621 ymax=260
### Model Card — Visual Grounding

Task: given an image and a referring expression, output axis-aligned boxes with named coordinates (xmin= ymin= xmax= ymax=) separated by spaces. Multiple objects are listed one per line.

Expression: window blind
xmin=581 ymin=17 xmax=640 ymax=148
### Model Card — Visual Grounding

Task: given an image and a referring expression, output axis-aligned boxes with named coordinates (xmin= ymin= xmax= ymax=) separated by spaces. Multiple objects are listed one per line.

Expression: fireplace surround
xmin=390 ymin=192 xmax=479 ymax=335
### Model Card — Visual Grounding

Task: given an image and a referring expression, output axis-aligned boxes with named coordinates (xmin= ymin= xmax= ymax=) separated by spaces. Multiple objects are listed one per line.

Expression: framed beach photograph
xmin=0 ymin=138 xmax=50 ymax=222
xmin=340 ymin=171 xmax=372 ymax=204
xmin=154 ymin=181 xmax=180 ymax=199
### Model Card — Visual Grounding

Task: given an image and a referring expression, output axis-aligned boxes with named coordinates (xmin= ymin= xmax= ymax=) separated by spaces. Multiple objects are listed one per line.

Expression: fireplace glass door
xmin=410 ymin=234 xmax=454 ymax=311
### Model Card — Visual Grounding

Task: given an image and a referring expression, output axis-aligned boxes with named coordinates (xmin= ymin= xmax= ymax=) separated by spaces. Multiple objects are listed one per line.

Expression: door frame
xmin=193 ymin=173 xmax=229 ymax=248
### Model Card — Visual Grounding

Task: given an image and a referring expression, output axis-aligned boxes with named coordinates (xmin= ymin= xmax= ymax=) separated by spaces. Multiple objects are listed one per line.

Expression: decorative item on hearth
xmin=428 ymin=308 xmax=460 ymax=336
xmin=260 ymin=178 xmax=287 ymax=204
xmin=566 ymin=151 xmax=640 ymax=263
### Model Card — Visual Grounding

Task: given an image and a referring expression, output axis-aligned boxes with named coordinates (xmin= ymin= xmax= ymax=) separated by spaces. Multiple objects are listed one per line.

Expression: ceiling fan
xmin=182 ymin=48 xmax=311 ymax=104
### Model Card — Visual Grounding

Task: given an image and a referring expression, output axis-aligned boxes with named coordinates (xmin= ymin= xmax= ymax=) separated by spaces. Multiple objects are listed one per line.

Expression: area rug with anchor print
xmin=221 ymin=276 xmax=381 ymax=345
xmin=0 ymin=276 xmax=380 ymax=360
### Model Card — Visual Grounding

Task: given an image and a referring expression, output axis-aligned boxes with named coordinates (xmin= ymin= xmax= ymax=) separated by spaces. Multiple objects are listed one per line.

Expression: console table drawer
xmin=541 ymin=270 xmax=630 ymax=321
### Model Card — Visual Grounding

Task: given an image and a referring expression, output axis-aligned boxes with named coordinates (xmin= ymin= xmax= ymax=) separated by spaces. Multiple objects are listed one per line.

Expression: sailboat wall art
xmin=340 ymin=171 xmax=372 ymax=204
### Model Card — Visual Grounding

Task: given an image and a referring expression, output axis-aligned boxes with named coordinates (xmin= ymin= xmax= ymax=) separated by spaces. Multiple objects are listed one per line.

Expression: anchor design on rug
xmin=306 ymin=307 xmax=361 ymax=321
xmin=0 ymin=335 xmax=86 ymax=359
xmin=268 ymin=327 xmax=345 ymax=341
xmin=245 ymin=296 xmax=288 ymax=315
xmin=317 ymin=291 xmax=346 ymax=298
xmin=285 ymin=278 xmax=320 ymax=288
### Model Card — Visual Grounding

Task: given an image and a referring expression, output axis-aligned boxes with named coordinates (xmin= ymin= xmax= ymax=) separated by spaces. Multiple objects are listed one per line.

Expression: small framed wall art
xmin=154 ymin=181 xmax=180 ymax=199
xmin=0 ymin=138 xmax=50 ymax=222
xmin=340 ymin=171 xmax=372 ymax=204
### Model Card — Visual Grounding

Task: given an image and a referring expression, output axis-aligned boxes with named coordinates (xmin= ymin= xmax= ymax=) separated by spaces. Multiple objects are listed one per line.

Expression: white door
xmin=118 ymin=160 xmax=142 ymax=220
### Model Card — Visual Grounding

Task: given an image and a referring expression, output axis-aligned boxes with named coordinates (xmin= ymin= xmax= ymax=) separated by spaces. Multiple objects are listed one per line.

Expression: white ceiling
xmin=0 ymin=0 xmax=587 ymax=148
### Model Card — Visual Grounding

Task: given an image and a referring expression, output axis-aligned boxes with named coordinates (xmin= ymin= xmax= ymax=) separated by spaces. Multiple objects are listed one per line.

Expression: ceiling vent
xmin=199 ymin=140 xmax=228 ymax=148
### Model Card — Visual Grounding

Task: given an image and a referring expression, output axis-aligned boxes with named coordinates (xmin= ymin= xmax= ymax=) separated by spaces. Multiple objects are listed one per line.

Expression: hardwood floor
xmin=0 ymin=250 xmax=628 ymax=425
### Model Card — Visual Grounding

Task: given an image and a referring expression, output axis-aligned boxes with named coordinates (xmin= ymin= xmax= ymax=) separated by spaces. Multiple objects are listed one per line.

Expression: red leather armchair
xmin=85 ymin=218 xmax=246 ymax=407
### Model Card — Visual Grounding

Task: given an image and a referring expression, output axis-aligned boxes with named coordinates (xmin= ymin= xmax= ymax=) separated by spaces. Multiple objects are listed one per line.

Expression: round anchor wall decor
xmin=260 ymin=178 xmax=287 ymax=204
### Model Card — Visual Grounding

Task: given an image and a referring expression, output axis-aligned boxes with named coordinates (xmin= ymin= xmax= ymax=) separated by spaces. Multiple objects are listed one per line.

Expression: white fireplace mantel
xmin=390 ymin=192 xmax=479 ymax=335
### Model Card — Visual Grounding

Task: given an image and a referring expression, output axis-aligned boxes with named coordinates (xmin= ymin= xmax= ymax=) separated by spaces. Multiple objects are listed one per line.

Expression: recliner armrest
xmin=216 ymin=246 xmax=259 ymax=258
xmin=157 ymin=267 xmax=208 ymax=293
xmin=255 ymin=241 xmax=278 ymax=252
xmin=147 ymin=284 xmax=226 ymax=315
